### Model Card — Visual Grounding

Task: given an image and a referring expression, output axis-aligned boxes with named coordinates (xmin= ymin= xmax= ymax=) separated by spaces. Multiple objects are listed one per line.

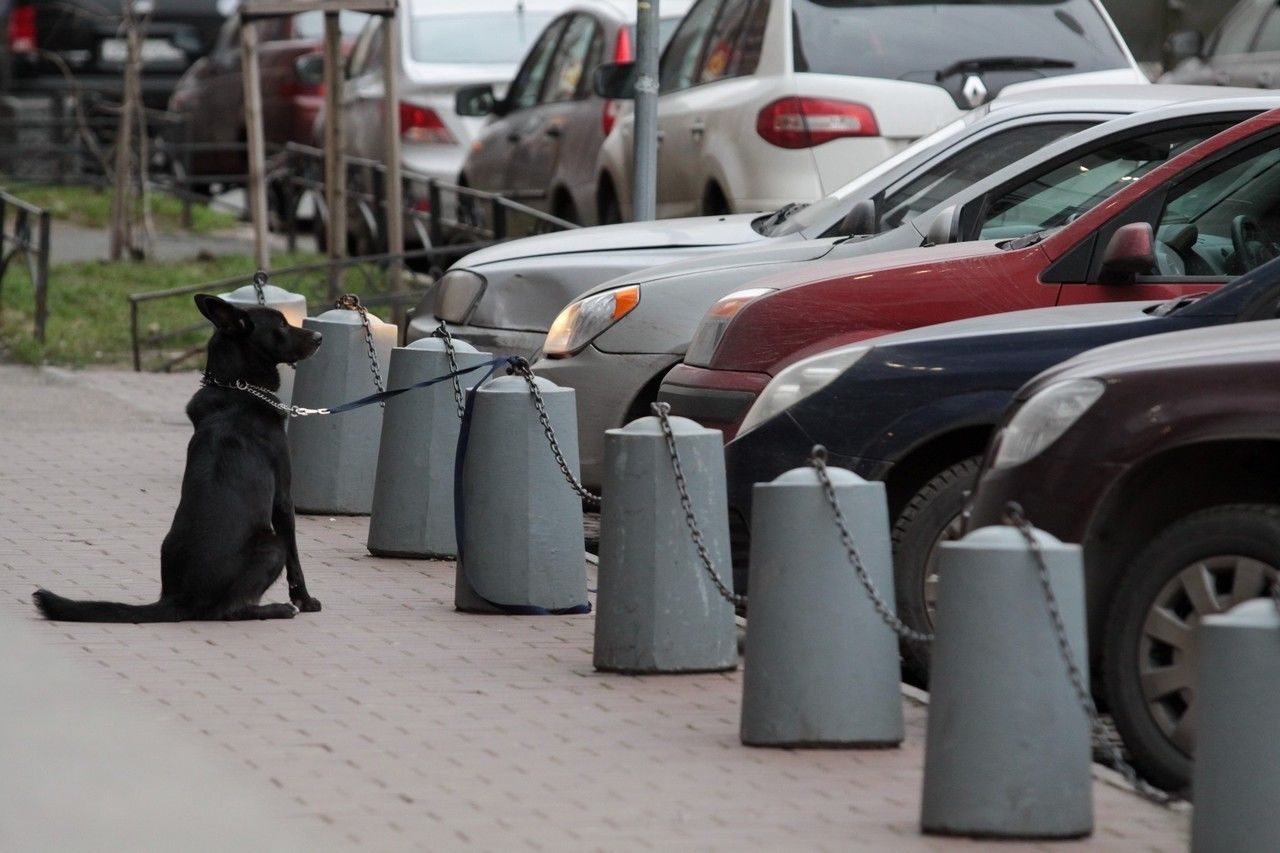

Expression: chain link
xmin=809 ymin=445 xmax=935 ymax=643
xmin=510 ymin=359 xmax=601 ymax=508
xmin=432 ymin=320 xmax=466 ymax=420
xmin=1003 ymin=502 xmax=1180 ymax=806
xmin=200 ymin=374 xmax=329 ymax=417
xmin=251 ymin=270 xmax=268 ymax=306
xmin=336 ymin=294 xmax=386 ymax=406
xmin=650 ymin=402 xmax=745 ymax=608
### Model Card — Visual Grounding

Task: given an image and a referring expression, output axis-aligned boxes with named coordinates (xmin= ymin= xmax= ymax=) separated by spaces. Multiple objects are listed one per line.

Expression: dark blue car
xmin=724 ymin=254 xmax=1280 ymax=676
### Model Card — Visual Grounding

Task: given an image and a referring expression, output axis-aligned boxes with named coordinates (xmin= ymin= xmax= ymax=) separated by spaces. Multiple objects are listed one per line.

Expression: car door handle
xmin=545 ymin=126 xmax=562 ymax=139
xmin=691 ymin=120 xmax=705 ymax=137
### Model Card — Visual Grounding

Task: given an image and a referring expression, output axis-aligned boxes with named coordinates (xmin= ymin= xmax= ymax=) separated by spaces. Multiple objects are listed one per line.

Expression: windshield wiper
xmin=1148 ymin=292 xmax=1207 ymax=317
xmin=758 ymin=201 xmax=809 ymax=234
xmin=935 ymin=56 xmax=1075 ymax=81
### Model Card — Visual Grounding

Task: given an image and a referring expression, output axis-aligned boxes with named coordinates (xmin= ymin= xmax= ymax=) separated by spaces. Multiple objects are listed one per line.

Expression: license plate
xmin=100 ymin=38 xmax=185 ymax=65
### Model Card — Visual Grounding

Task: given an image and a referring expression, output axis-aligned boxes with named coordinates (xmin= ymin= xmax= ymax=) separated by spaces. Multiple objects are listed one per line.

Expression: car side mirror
xmin=455 ymin=84 xmax=498 ymax=118
xmin=1164 ymin=29 xmax=1204 ymax=67
xmin=593 ymin=62 xmax=636 ymax=99
xmin=924 ymin=204 xmax=959 ymax=245
xmin=838 ymin=198 xmax=876 ymax=236
xmin=294 ymin=53 xmax=325 ymax=88
xmin=1098 ymin=222 xmax=1158 ymax=283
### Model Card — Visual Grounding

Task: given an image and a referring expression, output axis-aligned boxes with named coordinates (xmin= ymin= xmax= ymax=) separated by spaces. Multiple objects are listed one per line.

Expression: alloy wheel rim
xmin=922 ymin=512 xmax=966 ymax=628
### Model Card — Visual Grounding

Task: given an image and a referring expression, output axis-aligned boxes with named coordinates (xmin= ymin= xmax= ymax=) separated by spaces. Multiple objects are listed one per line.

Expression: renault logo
xmin=962 ymin=74 xmax=989 ymax=108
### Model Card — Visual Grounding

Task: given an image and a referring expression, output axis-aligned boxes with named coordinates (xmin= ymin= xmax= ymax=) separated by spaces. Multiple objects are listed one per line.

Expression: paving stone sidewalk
xmin=0 ymin=366 xmax=1190 ymax=851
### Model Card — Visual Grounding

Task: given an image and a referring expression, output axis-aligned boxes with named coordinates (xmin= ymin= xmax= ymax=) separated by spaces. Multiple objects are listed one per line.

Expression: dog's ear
xmin=195 ymin=294 xmax=252 ymax=335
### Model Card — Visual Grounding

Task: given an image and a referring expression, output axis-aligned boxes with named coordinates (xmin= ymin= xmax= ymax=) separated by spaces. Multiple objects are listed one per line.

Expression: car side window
xmin=697 ymin=0 xmax=768 ymax=84
xmin=1253 ymin=8 xmax=1280 ymax=53
xmin=659 ymin=0 xmax=723 ymax=94
xmin=1211 ymin=0 xmax=1269 ymax=57
xmin=543 ymin=15 xmax=598 ymax=103
xmin=976 ymin=122 xmax=1232 ymax=241
xmin=507 ymin=16 xmax=570 ymax=110
xmin=878 ymin=121 xmax=1093 ymax=232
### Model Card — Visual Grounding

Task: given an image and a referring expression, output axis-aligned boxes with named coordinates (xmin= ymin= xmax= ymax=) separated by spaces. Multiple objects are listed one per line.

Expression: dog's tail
xmin=32 ymin=589 xmax=184 ymax=623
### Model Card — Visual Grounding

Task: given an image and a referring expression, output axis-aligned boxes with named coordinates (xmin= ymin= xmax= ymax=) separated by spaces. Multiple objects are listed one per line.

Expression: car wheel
xmin=552 ymin=194 xmax=580 ymax=227
xmin=1103 ymin=503 xmax=1280 ymax=792
xmin=702 ymin=184 xmax=730 ymax=217
xmin=890 ymin=457 xmax=979 ymax=683
xmin=598 ymin=186 xmax=621 ymax=225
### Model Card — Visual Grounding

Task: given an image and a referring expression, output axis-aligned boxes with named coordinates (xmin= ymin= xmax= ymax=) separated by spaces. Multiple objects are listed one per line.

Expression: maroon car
xmin=965 ymin=318 xmax=1280 ymax=792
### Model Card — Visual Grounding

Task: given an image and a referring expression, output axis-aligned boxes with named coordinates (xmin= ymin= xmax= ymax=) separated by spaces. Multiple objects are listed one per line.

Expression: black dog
xmin=33 ymin=294 xmax=323 ymax=622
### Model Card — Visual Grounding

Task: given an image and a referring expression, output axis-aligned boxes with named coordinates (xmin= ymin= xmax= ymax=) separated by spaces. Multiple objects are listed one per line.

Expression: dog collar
xmin=200 ymin=373 xmax=329 ymax=417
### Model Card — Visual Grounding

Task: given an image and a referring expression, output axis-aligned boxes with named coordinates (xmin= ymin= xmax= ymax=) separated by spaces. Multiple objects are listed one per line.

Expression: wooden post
xmin=109 ymin=4 xmax=139 ymax=261
xmin=323 ymin=11 xmax=347 ymax=299
xmin=382 ymin=12 xmax=404 ymax=327
xmin=240 ymin=16 xmax=270 ymax=271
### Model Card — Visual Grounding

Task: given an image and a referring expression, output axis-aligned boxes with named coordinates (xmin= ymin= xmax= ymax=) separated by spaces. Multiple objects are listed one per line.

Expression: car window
xmin=1253 ymin=8 xmax=1280 ymax=54
xmin=543 ymin=15 xmax=598 ymax=102
xmin=977 ymin=122 xmax=1232 ymax=241
xmin=346 ymin=17 xmax=384 ymax=78
xmin=1210 ymin=0 xmax=1269 ymax=57
xmin=507 ymin=17 xmax=570 ymax=110
xmin=409 ymin=12 xmax=555 ymax=64
xmin=698 ymin=0 xmax=768 ymax=84
xmin=291 ymin=10 xmax=368 ymax=40
xmin=1154 ymin=134 xmax=1280 ymax=277
xmin=660 ymin=0 xmax=723 ymax=93
xmin=877 ymin=120 xmax=1093 ymax=231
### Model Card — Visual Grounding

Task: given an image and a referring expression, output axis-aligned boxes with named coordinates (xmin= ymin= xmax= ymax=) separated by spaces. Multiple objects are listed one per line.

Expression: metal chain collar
xmin=650 ymin=402 xmax=745 ymax=608
xmin=336 ymin=293 xmax=386 ymax=405
xmin=200 ymin=374 xmax=329 ymax=417
xmin=1003 ymin=502 xmax=1180 ymax=807
xmin=810 ymin=445 xmax=935 ymax=643
xmin=510 ymin=359 xmax=601 ymax=508
xmin=433 ymin=320 xmax=466 ymax=419
xmin=251 ymin=270 xmax=268 ymax=306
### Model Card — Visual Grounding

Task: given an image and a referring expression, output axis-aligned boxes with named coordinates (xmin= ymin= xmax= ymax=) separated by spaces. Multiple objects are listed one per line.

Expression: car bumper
xmin=405 ymin=312 xmax=545 ymax=362
xmin=533 ymin=347 xmax=682 ymax=491
xmin=657 ymin=363 xmax=772 ymax=441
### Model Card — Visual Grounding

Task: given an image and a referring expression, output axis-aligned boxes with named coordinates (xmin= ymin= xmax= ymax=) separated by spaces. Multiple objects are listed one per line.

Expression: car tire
xmin=702 ymin=184 xmax=730 ymax=216
xmin=890 ymin=457 xmax=979 ymax=683
xmin=552 ymin=194 xmax=580 ymax=226
xmin=1103 ymin=503 xmax=1280 ymax=793
xmin=598 ymin=187 xmax=621 ymax=225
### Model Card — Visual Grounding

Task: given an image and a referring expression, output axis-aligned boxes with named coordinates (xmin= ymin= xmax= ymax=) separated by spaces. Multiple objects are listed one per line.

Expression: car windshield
xmin=791 ymin=0 xmax=1129 ymax=94
xmin=410 ymin=12 xmax=555 ymax=64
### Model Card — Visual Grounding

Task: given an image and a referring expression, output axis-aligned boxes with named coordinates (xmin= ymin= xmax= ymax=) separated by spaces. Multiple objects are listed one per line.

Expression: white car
xmin=593 ymin=0 xmax=1145 ymax=222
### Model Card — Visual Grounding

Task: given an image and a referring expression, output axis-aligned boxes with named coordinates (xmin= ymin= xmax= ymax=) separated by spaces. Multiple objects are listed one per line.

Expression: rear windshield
xmin=792 ymin=0 xmax=1129 ymax=88
xmin=410 ymin=13 xmax=556 ymax=64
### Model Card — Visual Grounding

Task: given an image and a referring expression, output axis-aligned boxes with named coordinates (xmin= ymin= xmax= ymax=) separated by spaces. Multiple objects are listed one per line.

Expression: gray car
xmin=408 ymin=84 xmax=1219 ymax=356
xmin=533 ymin=91 xmax=1280 ymax=489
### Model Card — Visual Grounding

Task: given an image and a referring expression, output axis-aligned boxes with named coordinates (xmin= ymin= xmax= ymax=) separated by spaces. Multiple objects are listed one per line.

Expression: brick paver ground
xmin=0 ymin=365 xmax=1190 ymax=851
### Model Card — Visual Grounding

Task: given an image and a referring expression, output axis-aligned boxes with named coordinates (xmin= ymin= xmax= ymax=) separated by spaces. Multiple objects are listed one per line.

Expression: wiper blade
xmin=759 ymin=201 xmax=808 ymax=233
xmin=936 ymin=56 xmax=1075 ymax=80
xmin=1148 ymin=292 xmax=1207 ymax=317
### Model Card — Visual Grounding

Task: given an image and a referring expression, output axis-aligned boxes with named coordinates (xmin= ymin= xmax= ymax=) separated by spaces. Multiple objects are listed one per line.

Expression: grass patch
xmin=0 ymin=253 xmax=400 ymax=369
xmin=4 ymin=184 xmax=241 ymax=234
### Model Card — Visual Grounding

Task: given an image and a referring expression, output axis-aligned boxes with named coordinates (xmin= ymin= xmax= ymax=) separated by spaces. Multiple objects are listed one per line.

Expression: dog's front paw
xmin=292 ymin=594 xmax=322 ymax=613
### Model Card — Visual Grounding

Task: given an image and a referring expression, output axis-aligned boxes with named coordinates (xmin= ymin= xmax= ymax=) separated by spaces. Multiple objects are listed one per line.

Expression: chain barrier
xmin=251 ymin=270 xmax=268 ymax=306
xmin=509 ymin=358 xmax=602 ymax=508
xmin=809 ymin=445 xmax=935 ymax=643
xmin=432 ymin=320 xmax=467 ymax=420
xmin=650 ymin=402 xmax=745 ymax=608
xmin=1003 ymin=502 xmax=1180 ymax=807
xmin=336 ymin=293 xmax=386 ymax=407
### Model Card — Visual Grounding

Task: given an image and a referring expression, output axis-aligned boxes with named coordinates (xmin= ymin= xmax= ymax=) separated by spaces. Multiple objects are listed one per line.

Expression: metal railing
xmin=0 ymin=189 xmax=52 ymax=344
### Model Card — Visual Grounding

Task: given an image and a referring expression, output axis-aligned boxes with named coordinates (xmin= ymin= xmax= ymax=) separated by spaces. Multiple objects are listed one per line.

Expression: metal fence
xmin=0 ymin=189 xmax=51 ymax=344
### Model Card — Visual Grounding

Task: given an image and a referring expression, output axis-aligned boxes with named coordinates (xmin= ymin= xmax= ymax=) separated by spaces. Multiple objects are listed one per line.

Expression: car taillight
xmin=756 ymin=97 xmax=879 ymax=149
xmin=400 ymin=102 xmax=456 ymax=145
xmin=602 ymin=99 xmax=623 ymax=137
xmin=9 ymin=5 xmax=36 ymax=54
xmin=601 ymin=28 xmax=633 ymax=137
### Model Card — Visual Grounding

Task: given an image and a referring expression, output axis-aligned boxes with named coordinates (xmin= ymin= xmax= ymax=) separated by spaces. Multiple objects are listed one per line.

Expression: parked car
xmin=592 ymin=0 xmax=1145 ymax=222
xmin=657 ymin=103 xmax=1280 ymax=444
xmin=166 ymin=10 xmax=368 ymax=191
xmin=1159 ymin=0 xmax=1280 ymax=88
xmin=2 ymin=0 xmax=222 ymax=109
xmin=964 ymin=318 xmax=1280 ymax=792
xmin=537 ymin=93 xmax=1277 ymax=488
xmin=721 ymin=257 xmax=1280 ymax=683
xmin=455 ymin=0 xmax=691 ymax=226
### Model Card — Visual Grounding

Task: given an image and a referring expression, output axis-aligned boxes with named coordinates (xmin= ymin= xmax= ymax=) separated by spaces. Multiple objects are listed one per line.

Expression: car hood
xmin=740 ymin=237 xmax=1005 ymax=293
xmin=1024 ymin=318 xmax=1280 ymax=393
xmin=457 ymin=214 xmax=765 ymax=268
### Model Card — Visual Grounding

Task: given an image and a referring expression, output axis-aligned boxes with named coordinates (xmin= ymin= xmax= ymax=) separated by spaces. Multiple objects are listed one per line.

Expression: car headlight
xmin=684 ymin=287 xmax=777 ymax=367
xmin=543 ymin=285 xmax=640 ymax=357
xmin=433 ymin=269 xmax=486 ymax=323
xmin=992 ymin=378 xmax=1104 ymax=469
xmin=737 ymin=343 xmax=872 ymax=436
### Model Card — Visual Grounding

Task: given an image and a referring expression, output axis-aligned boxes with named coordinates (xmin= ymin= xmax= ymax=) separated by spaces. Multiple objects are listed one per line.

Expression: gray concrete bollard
xmin=455 ymin=374 xmax=588 ymax=613
xmin=739 ymin=466 xmax=903 ymax=747
xmin=288 ymin=308 xmax=395 ymax=515
xmin=221 ymin=282 xmax=307 ymax=406
xmin=921 ymin=525 xmax=1092 ymax=839
xmin=367 ymin=337 xmax=490 ymax=558
xmin=593 ymin=415 xmax=737 ymax=673
xmin=1191 ymin=597 xmax=1280 ymax=853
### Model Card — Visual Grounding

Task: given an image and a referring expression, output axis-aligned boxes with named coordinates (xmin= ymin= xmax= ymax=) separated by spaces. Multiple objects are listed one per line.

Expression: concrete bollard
xmin=921 ymin=525 xmax=1092 ymax=839
xmin=739 ymin=466 xmax=903 ymax=747
xmin=367 ymin=337 xmax=490 ymax=558
xmin=1191 ymin=597 xmax=1280 ymax=853
xmin=288 ymin=307 xmax=395 ymax=515
xmin=455 ymin=374 xmax=588 ymax=614
xmin=593 ymin=415 xmax=737 ymax=673
xmin=221 ymin=282 xmax=307 ymax=406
